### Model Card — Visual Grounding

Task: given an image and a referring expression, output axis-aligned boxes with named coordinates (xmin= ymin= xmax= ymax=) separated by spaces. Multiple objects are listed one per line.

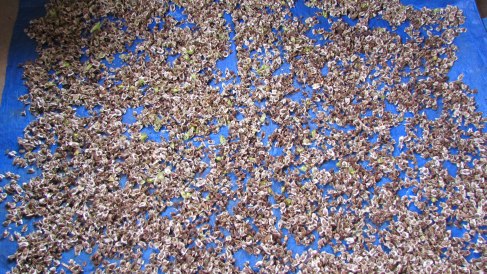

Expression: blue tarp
xmin=0 ymin=0 xmax=47 ymax=272
xmin=0 ymin=0 xmax=486 ymax=272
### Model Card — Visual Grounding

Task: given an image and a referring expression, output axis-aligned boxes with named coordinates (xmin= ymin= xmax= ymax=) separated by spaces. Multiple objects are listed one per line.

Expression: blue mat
xmin=0 ymin=0 xmax=486 ymax=272
xmin=0 ymin=0 xmax=47 ymax=271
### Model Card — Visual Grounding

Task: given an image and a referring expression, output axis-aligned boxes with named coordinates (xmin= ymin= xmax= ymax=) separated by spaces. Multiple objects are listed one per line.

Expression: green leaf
xmin=215 ymin=156 xmax=223 ymax=162
xmin=156 ymin=172 xmax=165 ymax=181
xmin=220 ymin=135 xmax=227 ymax=145
xmin=285 ymin=198 xmax=293 ymax=206
xmin=48 ymin=9 xmax=57 ymax=18
xmin=257 ymin=64 xmax=270 ymax=75
xmin=181 ymin=191 xmax=192 ymax=199
xmin=84 ymin=63 xmax=93 ymax=72
xmin=299 ymin=165 xmax=308 ymax=172
xmin=153 ymin=121 xmax=163 ymax=132
xmin=136 ymin=78 xmax=146 ymax=87
xmin=348 ymin=166 xmax=356 ymax=175
xmin=311 ymin=129 xmax=317 ymax=139
xmin=90 ymin=22 xmax=102 ymax=33
xmin=139 ymin=133 xmax=148 ymax=142
xmin=260 ymin=113 xmax=266 ymax=123
xmin=183 ymin=126 xmax=195 ymax=141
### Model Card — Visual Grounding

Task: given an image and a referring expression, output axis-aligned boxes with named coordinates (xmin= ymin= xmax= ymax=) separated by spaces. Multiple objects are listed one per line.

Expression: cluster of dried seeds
xmin=1 ymin=0 xmax=486 ymax=272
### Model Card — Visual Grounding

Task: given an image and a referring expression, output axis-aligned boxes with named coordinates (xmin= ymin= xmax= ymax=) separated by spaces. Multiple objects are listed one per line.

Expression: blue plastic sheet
xmin=0 ymin=0 xmax=486 ymax=272
xmin=0 ymin=0 xmax=47 ymax=272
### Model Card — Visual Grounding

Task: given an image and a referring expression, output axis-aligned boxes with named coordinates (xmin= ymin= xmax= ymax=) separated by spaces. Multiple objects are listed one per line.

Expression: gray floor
xmin=477 ymin=0 xmax=487 ymax=18
xmin=0 ymin=0 xmax=19 ymax=103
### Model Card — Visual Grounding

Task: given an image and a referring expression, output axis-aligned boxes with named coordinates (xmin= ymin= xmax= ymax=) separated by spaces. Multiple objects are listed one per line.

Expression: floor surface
xmin=0 ymin=0 xmax=19 ymax=103
xmin=477 ymin=0 xmax=487 ymax=17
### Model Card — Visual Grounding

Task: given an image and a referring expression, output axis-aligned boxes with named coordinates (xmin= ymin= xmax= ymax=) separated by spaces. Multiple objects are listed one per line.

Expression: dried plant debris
xmin=1 ymin=0 xmax=485 ymax=272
